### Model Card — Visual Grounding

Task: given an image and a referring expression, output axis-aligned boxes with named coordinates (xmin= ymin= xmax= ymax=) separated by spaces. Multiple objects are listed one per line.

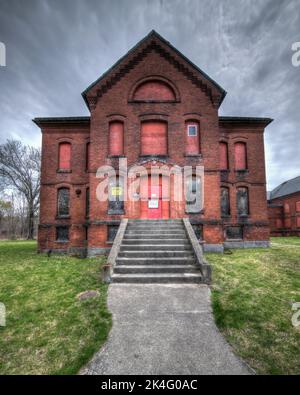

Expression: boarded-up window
xmin=297 ymin=216 xmax=300 ymax=228
xmin=86 ymin=142 xmax=90 ymax=170
xmin=56 ymin=226 xmax=69 ymax=242
xmin=86 ymin=188 xmax=90 ymax=218
xmin=185 ymin=121 xmax=200 ymax=155
xmin=133 ymin=80 xmax=175 ymax=101
xmin=284 ymin=203 xmax=290 ymax=214
xmin=186 ymin=176 xmax=202 ymax=213
xmin=296 ymin=201 xmax=300 ymax=212
xmin=234 ymin=142 xmax=247 ymax=170
xmin=57 ymin=188 xmax=70 ymax=217
xmin=109 ymin=121 xmax=124 ymax=156
xmin=58 ymin=142 xmax=71 ymax=170
xmin=141 ymin=121 xmax=167 ymax=156
xmin=276 ymin=218 xmax=283 ymax=228
xmin=221 ymin=187 xmax=230 ymax=216
xmin=220 ymin=142 xmax=229 ymax=170
xmin=237 ymin=187 xmax=249 ymax=216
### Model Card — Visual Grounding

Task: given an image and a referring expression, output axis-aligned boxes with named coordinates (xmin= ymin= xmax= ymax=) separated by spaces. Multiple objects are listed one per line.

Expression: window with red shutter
xmin=141 ymin=121 xmax=167 ymax=156
xmin=234 ymin=142 xmax=247 ymax=170
xmin=220 ymin=142 xmax=229 ymax=170
xmin=109 ymin=121 xmax=124 ymax=156
xmin=58 ymin=142 xmax=71 ymax=170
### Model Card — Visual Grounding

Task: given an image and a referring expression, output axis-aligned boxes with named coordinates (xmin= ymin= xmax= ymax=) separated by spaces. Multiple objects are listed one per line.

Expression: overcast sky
xmin=0 ymin=0 xmax=299 ymax=190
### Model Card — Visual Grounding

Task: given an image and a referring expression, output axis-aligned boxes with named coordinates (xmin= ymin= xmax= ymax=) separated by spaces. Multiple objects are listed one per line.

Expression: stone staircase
xmin=111 ymin=219 xmax=204 ymax=284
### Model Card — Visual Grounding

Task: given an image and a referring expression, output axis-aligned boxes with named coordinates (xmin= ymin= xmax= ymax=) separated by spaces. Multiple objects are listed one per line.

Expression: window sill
xmin=139 ymin=155 xmax=169 ymax=160
xmin=108 ymin=155 xmax=126 ymax=159
xmin=57 ymin=169 xmax=72 ymax=174
xmin=184 ymin=154 xmax=202 ymax=158
xmin=56 ymin=240 xmax=69 ymax=243
xmin=226 ymin=238 xmax=243 ymax=242
xmin=56 ymin=216 xmax=71 ymax=220
xmin=235 ymin=169 xmax=248 ymax=174
xmin=107 ymin=210 xmax=125 ymax=215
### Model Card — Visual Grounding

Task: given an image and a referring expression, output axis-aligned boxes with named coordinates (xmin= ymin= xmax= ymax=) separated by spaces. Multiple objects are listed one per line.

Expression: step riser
xmin=120 ymin=245 xmax=192 ymax=251
xmin=124 ymin=234 xmax=187 ymax=239
xmin=127 ymin=225 xmax=184 ymax=229
xmin=112 ymin=277 xmax=203 ymax=284
xmin=119 ymin=251 xmax=194 ymax=258
xmin=122 ymin=239 xmax=189 ymax=245
xmin=114 ymin=266 xmax=199 ymax=274
xmin=116 ymin=258 xmax=195 ymax=265
xmin=126 ymin=232 xmax=186 ymax=236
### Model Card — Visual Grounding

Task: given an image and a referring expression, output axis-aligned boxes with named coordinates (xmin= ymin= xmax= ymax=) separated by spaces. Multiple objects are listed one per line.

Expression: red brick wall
xmin=268 ymin=192 xmax=300 ymax=236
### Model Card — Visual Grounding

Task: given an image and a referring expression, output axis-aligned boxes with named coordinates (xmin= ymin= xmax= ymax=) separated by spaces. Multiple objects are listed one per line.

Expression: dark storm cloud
xmin=0 ymin=0 xmax=299 ymax=190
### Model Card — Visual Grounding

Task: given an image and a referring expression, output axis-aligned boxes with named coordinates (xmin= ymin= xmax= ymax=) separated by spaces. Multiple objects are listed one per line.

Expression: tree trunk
xmin=27 ymin=206 xmax=35 ymax=240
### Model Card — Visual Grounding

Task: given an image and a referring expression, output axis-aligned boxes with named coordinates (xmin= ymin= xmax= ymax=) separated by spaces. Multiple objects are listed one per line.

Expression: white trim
xmin=187 ymin=124 xmax=198 ymax=136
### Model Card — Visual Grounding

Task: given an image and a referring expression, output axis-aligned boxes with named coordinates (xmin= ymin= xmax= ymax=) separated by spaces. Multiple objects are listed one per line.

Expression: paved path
xmin=81 ymin=284 xmax=251 ymax=375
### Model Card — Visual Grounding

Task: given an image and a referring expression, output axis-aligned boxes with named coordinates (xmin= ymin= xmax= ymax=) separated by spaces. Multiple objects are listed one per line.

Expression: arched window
xmin=185 ymin=121 xmax=200 ymax=155
xmin=141 ymin=121 xmax=167 ymax=156
xmin=284 ymin=203 xmax=290 ymax=214
xmin=237 ymin=187 xmax=249 ymax=217
xmin=234 ymin=142 xmax=247 ymax=170
xmin=58 ymin=142 xmax=71 ymax=170
xmin=57 ymin=188 xmax=70 ymax=217
xmin=220 ymin=142 xmax=229 ymax=170
xmin=186 ymin=176 xmax=202 ymax=213
xmin=109 ymin=121 xmax=124 ymax=156
xmin=133 ymin=80 xmax=176 ymax=101
xmin=221 ymin=187 xmax=230 ymax=216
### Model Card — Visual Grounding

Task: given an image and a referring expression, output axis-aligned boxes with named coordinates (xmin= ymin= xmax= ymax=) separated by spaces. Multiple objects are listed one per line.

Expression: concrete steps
xmin=111 ymin=219 xmax=204 ymax=284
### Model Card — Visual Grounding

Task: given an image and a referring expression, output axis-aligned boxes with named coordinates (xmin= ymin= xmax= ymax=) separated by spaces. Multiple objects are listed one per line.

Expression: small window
xmin=188 ymin=125 xmax=197 ymax=136
xmin=56 ymin=226 xmax=69 ymax=242
xmin=108 ymin=225 xmax=119 ymax=242
xmin=226 ymin=226 xmax=243 ymax=240
xmin=192 ymin=224 xmax=203 ymax=240
xmin=57 ymin=188 xmax=70 ymax=217
xmin=237 ymin=187 xmax=249 ymax=217
xmin=284 ymin=203 xmax=290 ymax=214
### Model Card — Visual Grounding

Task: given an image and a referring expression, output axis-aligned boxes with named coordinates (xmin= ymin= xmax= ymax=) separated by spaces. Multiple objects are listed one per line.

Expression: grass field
xmin=206 ymin=237 xmax=300 ymax=375
xmin=0 ymin=241 xmax=111 ymax=375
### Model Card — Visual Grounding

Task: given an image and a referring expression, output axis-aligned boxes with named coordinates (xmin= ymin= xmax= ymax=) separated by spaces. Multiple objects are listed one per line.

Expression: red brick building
xmin=268 ymin=176 xmax=300 ymax=236
xmin=34 ymin=31 xmax=272 ymax=256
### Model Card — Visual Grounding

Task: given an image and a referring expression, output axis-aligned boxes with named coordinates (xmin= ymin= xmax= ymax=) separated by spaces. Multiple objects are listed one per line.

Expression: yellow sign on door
xmin=112 ymin=187 xmax=123 ymax=196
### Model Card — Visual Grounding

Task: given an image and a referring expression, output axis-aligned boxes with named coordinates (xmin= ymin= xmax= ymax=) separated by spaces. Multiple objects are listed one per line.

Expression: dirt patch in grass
xmin=206 ymin=237 xmax=300 ymax=375
xmin=0 ymin=241 xmax=112 ymax=375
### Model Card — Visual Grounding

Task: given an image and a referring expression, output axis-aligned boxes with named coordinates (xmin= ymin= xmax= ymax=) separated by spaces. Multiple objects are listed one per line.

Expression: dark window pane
xmin=237 ymin=187 xmax=249 ymax=216
xmin=192 ymin=224 xmax=203 ymax=240
xmin=226 ymin=226 xmax=243 ymax=240
xmin=56 ymin=226 xmax=69 ymax=241
xmin=221 ymin=187 xmax=230 ymax=216
xmin=58 ymin=188 xmax=70 ymax=217
xmin=108 ymin=225 xmax=119 ymax=242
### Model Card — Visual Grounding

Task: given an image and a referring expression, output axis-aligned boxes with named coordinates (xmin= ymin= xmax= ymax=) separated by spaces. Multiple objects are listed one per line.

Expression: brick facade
xmin=34 ymin=31 xmax=272 ymax=255
xmin=268 ymin=192 xmax=300 ymax=236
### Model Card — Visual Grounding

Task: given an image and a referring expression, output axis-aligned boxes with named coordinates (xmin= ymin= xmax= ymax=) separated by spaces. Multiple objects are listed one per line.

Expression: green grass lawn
xmin=0 ymin=241 xmax=111 ymax=375
xmin=206 ymin=237 xmax=300 ymax=375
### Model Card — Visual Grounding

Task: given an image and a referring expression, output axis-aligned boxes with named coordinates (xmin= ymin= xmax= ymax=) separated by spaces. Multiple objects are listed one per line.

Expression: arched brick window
xmin=234 ymin=142 xmax=247 ymax=170
xmin=185 ymin=121 xmax=200 ymax=155
xmin=58 ymin=142 xmax=71 ymax=170
xmin=237 ymin=187 xmax=249 ymax=217
xmin=109 ymin=121 xmax=124 ymax=156
xmin=221 ymin=187 xmax=230 ymax=216
xmin=220 ymin=142 xmax=229 ymax=170
xmin=141 ymin=121 xmax=167 ymax=156
xmin=133 ymin=80 xmax=176 ymax=101
xmin=57 ymin=188 xmax=70 ymax=217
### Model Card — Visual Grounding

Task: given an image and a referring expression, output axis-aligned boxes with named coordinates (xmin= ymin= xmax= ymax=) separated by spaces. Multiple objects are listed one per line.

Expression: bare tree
xmin=0 ymin=140 xmax=40 ymax=239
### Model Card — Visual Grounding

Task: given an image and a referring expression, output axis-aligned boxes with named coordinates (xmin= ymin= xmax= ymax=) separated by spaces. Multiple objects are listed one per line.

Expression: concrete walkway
xmin=81 ymin=284 xmax=251 ymax=375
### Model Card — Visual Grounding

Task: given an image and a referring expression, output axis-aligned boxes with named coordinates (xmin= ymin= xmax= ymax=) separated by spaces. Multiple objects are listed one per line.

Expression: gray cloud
xmin=0 ymin=0 xmax=299 ymax=190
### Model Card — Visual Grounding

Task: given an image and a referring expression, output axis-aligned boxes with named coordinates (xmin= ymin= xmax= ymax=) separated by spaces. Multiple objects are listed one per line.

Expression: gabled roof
xmin=82 ymin=30 xmax=227 ymax=110
xmin=269 ymin=176 xmax=300 ymax=200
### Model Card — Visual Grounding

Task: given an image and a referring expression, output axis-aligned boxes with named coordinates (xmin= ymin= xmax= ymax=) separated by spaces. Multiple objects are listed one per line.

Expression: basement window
xmin=226 ymin=226 xmax=243 ymax=240
xmin=56 ymin=226 xmax=69 ymax=242
xmin=108 ymin=225 xmax=119 ymax=242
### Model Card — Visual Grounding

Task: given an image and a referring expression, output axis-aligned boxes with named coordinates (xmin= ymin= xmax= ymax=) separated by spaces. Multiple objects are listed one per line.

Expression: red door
xmin=148 ymin=182 xmax=162 ymax=219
